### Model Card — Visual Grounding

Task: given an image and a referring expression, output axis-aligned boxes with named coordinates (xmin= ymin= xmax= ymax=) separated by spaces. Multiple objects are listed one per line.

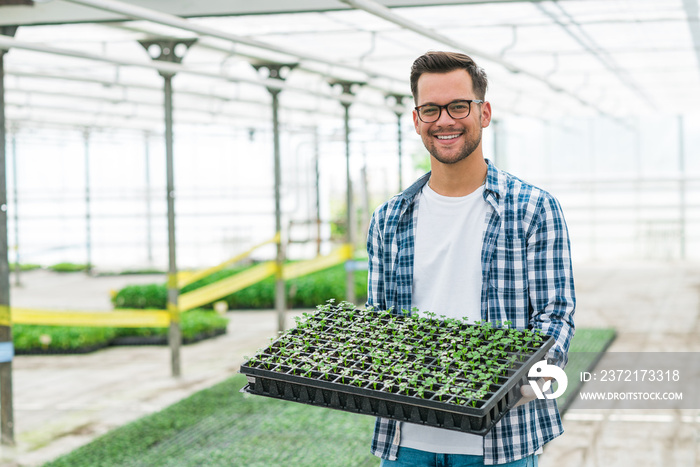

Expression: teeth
xmin=436 ymin=134 xmax=459 ymax=140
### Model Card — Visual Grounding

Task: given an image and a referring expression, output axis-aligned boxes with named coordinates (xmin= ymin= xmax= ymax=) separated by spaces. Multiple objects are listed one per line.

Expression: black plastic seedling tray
xmin=240 ymin=305 xmax=554 ymax=435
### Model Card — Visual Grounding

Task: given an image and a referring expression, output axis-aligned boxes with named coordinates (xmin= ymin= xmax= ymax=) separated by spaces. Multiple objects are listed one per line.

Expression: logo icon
xmin=528 ymin=360 xmax=568 ymax=399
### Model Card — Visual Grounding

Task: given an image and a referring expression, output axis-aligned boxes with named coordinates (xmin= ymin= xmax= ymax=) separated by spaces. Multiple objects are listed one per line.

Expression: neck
xmin=429 ymin=154 xmax=488 ymax=197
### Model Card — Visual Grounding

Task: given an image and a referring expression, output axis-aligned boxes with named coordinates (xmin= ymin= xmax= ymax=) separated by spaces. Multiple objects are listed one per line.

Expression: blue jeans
xmin=380 ymin=447 xmax=538 ymax=467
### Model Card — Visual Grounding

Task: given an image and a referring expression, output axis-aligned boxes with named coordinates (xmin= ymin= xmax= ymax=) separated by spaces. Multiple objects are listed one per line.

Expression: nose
xmin=434 ymin=106 xmax=456 ymax=126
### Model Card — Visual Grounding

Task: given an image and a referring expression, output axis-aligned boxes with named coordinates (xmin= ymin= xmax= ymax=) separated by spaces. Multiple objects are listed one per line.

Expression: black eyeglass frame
xmin=414 ymin=99 xmax=485 ymax=123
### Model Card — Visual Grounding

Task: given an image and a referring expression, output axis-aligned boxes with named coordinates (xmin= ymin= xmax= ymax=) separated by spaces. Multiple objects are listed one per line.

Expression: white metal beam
xmin=60 ymin=0 xmax=413 ymax=94
xmin=101 ymin=20 xmax=406 ymax=97
xmin=533 ymin=2 xmax=653 ymax=108
xmin=62 ymin=0 xmax=365 ymax=78
xmin=338 ymin=0 xmax=621 ymax=120
xmin=5 ymin=85 xmax=349 ymax=121
xmin=0 ymin=0 xmax=568 ymax=26
xmin=0 ymin=34 xmax=378 ymax=109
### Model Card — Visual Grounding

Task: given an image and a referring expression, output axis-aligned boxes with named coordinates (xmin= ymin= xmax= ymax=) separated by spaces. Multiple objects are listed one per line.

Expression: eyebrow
xmin=417 ymin=98 xmax=475 ymax=106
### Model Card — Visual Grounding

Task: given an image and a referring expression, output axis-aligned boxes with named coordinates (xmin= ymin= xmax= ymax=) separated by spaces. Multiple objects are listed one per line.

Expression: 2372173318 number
xmin=596 ymin=369 xmax=680 ymax=382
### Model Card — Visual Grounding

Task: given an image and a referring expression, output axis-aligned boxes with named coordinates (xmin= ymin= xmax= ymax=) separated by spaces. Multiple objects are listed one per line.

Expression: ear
xmin=480 ymin=101 xmax=492 ymax=128
xmin=412 ymin=109 xmax=421 ymax=134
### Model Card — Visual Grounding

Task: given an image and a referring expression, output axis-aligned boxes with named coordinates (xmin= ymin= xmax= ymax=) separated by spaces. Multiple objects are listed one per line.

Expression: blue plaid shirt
xmin=366 ymin=160 xmax=576 ymax=465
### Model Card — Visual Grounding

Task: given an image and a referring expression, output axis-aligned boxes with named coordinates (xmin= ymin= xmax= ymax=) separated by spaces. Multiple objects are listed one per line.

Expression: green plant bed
xmin=287 ymin=264 xmax=367 ymax=309
xmin=44 ymin=374 xmax=377 ymax=467
xmin=93 ymin=269 xmax=166 ymax=277
xmin=111 ymin=327 xmax=227 ymax=346
xmin=9 ymin=262 xmax=42 ymax=271
xmin=112 ymin=310 xmax=229 ymax=343
xmin=13 ymin=310 xmax=229 ymax=354
xmin=14 ymin=325 xmax=117 ymax=354
xmin=112 ymin=262 xmax=368 ymax=311
xmin=112 ymin=284 xmax=168 ymax=310
xmin=47 ymin=262 xmax=90 ymax=273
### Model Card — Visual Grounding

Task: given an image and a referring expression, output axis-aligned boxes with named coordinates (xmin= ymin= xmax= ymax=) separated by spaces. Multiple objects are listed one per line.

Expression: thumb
xmin=514 ymin=382 xmax=537 ymax=407
xmin=520 ymin=383 xmax=536 ymax=398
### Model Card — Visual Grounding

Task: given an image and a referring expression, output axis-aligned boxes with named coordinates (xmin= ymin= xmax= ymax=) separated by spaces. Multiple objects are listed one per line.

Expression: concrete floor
xmin=540 ymin=262 xmax=700 ymax=467
xmin=0 ymin=262 xmax=699 ymax=467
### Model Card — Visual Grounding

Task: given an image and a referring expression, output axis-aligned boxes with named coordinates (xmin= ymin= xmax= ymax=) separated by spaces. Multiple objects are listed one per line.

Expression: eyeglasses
xmin=414 ymin=99 xmax=484 ymax=123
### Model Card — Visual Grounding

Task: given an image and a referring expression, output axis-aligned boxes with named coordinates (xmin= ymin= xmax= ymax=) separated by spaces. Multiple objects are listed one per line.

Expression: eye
xmin=449 ymin=103 xmax=469 ymax=113
xmin=420 ymin=105 xmax=439 ymax=116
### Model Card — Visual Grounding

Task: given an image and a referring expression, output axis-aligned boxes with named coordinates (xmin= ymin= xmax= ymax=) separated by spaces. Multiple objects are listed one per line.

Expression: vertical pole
xmin=589 ymin=120 xmax=596 ymax=260
xmin=270 ymin=88 xmax=286 ymax=333
xmin=491 ymin=118 xmax=504 ymax=169
xmin=83 ymin=128 xmax=92 ymax=274
xmin=314 ymin=128 xmax=321 ymax=256
xmin=253 ymin=62 xmax=296 ymax=332
xmin=342 ymin=102 xmax=355 ymax=304
xmin=396 ymin=112 xmax=403 ymax=192
xmin=362 ymin=144 xmax=371 ymax=229
xmin=678 ymin=115 xmax=686 ymax=260
xmin=138 ymin=38 xmax=195 ymax=379
xmin=144 ymin=131 xmax=154 ymax=266
xmin=633 ymin=118 xmax=642 ymax=257
xmin=163 ymin=73 xmax=181 ymax=377
xmin=491 ymin=118 xmax=499 ymax=167
xmin=11 ymin=129 xmax=19 ymax=287
xmin=386 ymin=95 xmax=406 ymax=192
xmin=0 ymin=38 xmax=16 ymax=447
xmin=333 ymin=81 xmax=364 ymax=304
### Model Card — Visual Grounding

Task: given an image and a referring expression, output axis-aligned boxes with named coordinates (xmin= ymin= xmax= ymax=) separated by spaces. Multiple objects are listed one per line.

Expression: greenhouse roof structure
xmin=1 ymin=0 xmax=699 ymax=133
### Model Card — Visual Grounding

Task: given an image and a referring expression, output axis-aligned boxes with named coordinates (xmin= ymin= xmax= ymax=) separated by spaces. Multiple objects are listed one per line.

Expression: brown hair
xmin=410 ymin=51 xmax=488 ymax=103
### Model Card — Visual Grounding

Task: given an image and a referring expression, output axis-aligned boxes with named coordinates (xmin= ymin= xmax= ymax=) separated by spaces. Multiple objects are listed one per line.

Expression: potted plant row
xmin=240 ymin=301 xmax=553 ymax=435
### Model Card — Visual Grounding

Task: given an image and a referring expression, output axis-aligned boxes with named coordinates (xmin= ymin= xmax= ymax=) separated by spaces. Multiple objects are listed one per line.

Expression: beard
xmin=427 ymin=130 xmax=482 ymax=165
xmin=423 ymin=118 xmax=483 ymax=165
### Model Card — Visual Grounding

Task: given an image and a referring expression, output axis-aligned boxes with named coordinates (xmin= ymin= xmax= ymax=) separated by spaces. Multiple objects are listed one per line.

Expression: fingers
xmin=521 ymin=384 xmax=536 ymax=398
xmin=514 ymin=383 xmax=537 ymax=407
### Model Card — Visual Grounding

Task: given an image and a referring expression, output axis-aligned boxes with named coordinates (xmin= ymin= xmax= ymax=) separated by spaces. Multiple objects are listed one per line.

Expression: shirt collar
xmin=400 ymin=158 xmax=503 ymax=204
xmin=484 ymin=158 xmax=503 ymax=200
xmin=399 ymin=171 xmax=431 ymax=203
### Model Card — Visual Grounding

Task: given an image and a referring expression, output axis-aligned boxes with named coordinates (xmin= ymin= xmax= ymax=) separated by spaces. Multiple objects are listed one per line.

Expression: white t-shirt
xmin=400 ymin=182 xmax=488 ymax=455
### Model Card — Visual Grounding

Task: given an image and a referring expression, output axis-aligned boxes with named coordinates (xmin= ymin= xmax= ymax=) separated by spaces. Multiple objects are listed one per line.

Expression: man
xmin=366 ymin=51 xmax=575 ymax=466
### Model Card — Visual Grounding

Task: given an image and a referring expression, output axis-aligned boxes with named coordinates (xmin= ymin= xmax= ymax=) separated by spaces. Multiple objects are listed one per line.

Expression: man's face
xmin=412 ymin=69 xmax=491 ymax=165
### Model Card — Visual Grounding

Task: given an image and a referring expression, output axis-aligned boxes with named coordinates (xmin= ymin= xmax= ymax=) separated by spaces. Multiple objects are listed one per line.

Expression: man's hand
xmin=514 ymin=377 xmax=551 ymax=407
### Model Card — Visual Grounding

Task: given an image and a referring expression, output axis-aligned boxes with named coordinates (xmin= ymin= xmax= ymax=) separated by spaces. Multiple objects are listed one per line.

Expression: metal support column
xmin=330 ymin=79 xmax=364 ymax=304
xmin=342 ymin=101 xmax=355 ymax=304
xmin=162 ymin=71 xmax=180 ymax=376
xmin=83 ymin=128 xmax=92 ymax=275
xmin=139 ymin=38 xmax=196 ymax=377
xmin=144 ymin=131 xmax=154 ymax=266
xmin=314 ymin=128 xmax=321 ymax=256
xmin=270 ymin=87 xmax=285 ymax=332
xmin=491 ymin=118 xmax=504 ymax=169
xmin=10 ymin=128 xmax=19 ymax=287
xmin=386 ymin=94 xmax=407 ymax=192
xmin=0 ymin=25 xmax=17 ymax=447
xmin=396 ymin=113 xmax=403 ymax=192
xmin=678 ymin=115 xmax=686 ymax=260
xmin=253 ymin=62 xmax=297 ymax=333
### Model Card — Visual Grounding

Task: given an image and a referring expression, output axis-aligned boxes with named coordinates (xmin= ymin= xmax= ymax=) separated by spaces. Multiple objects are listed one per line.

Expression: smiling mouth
xmin=435 ymin=134 xmax=461 ymax=140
